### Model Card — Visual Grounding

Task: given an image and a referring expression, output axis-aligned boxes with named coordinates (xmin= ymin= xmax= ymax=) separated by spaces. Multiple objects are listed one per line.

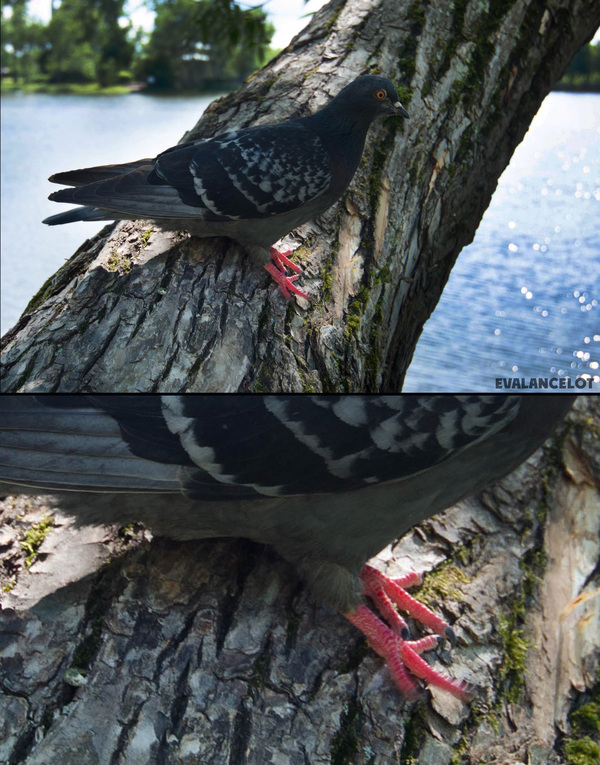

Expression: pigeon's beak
xmin=392 ymin=101 xmax=410 ymax=119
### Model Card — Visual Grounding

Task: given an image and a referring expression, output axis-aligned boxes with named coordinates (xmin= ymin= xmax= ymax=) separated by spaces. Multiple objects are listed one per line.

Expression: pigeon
xmin=0 ymin=394 xmax=574 ymax=700
xmin=42 ymin=75 xmax=409 ymax=300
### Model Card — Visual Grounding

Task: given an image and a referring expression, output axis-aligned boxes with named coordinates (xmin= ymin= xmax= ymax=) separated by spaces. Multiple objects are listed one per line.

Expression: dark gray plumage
xmin=0 ymin=394 xmax=574 ymax=699
xmin=42 ymin=76 xmax=410 ymax=299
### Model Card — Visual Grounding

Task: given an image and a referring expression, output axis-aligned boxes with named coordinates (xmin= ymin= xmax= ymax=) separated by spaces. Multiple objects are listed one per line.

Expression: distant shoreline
xmin=2 ymin=81 xmax=598 ymax=96
xmin=0 ymin=78 xmax=242 ymax=97
xmin=553 ymin=83 xmax=600 ymax=94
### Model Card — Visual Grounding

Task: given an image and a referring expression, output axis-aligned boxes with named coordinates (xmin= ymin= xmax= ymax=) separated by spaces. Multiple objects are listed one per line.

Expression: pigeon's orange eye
xmin=375 ymin=89 xmax=387 ymax=100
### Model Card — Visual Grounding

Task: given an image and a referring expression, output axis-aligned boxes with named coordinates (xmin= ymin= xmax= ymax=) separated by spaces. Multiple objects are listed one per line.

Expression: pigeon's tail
xmin=0 ymin=396 xmax=182 ymax=495
xmin=49 ymin=160 xmax=152 ymax=187
xmin=42 ymin=206 xmax=111 ymax=225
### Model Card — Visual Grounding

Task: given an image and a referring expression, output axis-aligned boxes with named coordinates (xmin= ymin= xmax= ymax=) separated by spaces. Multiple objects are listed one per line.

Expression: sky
xmin=26 ymin=0 xmax=330 ymax=50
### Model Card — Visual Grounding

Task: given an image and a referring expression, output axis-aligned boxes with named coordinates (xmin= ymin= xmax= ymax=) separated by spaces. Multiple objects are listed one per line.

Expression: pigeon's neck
xmin=297 ymin=106 xmax=374 ymax=201
xmin=304 ymin=104 xmax=374 ymax=163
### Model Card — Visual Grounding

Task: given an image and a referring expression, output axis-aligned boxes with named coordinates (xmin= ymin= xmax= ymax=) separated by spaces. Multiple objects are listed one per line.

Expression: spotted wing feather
xmin=0 ymin=395 xmax=522 ymax=501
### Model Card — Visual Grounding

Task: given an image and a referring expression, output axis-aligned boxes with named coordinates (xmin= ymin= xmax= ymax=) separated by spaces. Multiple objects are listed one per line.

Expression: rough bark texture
xmin=2 ymin=0 xmax=599 ymax=392
xmin=0 ymin=397 xmax=598 ymax=765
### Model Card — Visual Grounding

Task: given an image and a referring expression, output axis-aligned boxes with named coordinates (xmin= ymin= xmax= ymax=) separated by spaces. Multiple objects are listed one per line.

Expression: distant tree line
xmin=557 ymin=38 xmax=600 ymax=91
xmin=1 ymin=0 xmax=275 ymax=90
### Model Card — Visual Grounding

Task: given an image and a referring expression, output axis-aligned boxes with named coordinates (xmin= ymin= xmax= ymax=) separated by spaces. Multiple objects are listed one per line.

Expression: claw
xmin=444 ymin=626 xmax=457 ymax=646
xmin=264 ymin=246 xmax=310 ymax=300
xmin=342 ymin=564 xmax=472 ymax=701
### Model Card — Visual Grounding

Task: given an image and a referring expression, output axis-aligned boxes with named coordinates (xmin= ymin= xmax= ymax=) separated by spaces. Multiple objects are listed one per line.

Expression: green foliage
xmin=41 ymin=0 xmax=134 ymax=86
xmin=418 ymin=562 xmax=470 ymax=606
xmin=136 ymin=0 xmax=274 ymax=90
xmin=197 ymin=0 xmax=272 ymax=52
xmin=20 ymin=515 xmax=53 ymax=568
xmin=565 ymin=738 xmax=600 ymax=765
xmin=559 ymin=42 xmax=600 ymax=92
xmin=2 ymin=0 xmax=273 ymax=91
xmin=1 ymin=0 xmax=46 ymax=84
xmin=570 ymin=700 xmax=600 ymax=737
xmin=497 ymin=613 xmax=532 ymax=702
xmin=563 ymin=693 xmax=600 ymax=765
xmin=135 ymin=0 xmax=200 ymax=88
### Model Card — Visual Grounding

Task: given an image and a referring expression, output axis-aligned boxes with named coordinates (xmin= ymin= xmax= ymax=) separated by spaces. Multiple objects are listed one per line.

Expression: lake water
xmin=404 ymin=92 xmax=600 ymax=391
xmin=1 ymin=92 xmax=212 ymax=334
xmin=1 ymin=91 xmax=599 ymax=391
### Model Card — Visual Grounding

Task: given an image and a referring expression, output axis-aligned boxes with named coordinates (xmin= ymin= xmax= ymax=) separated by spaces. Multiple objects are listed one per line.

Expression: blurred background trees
xmin=559 ymin=38 xmax=600 ymax=90
xmin=42 ymin=0 xmax=134 ymax=86
xmin=136 ymin=0 xmax=273 ymax=90
xmin=1 ymin=0 xmax=47 ymax=84
xmin=1 ymin=0 xmax=276 ymax=90
xmin=0 ymin=0 xmax=597 ymax=92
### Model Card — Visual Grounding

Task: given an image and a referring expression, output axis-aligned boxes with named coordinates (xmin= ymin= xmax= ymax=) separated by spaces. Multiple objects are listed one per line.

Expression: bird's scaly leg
xmin=264 ymin=247 xmax=310 ymax=300
xmin=344 ymin=564 xmax=474 ymax=701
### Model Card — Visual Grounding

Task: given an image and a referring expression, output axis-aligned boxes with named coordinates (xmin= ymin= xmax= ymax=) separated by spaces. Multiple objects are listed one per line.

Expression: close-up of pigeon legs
xmin=263 ymin=247 xmax=311 ymax=301
xmin=344 ymin=565 xmax=474 ymax=702
xmin=1 ymin=394 xmax=598 ymax=763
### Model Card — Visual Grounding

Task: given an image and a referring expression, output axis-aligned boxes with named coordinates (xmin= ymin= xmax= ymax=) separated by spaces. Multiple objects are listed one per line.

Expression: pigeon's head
xmin=335 ymin=76 xmax=410 ymax=121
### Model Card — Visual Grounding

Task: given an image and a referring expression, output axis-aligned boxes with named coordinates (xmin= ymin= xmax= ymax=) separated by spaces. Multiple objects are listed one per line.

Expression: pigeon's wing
xmin=166 ymin=395 xmax=523 ymax=497
xmin=155 ymin=124 xmax=333 ymax=220
xmin=0 ymin=395 xmax=522 ymax=500
xmin=47 ymin=123 xmax=333 ymax=223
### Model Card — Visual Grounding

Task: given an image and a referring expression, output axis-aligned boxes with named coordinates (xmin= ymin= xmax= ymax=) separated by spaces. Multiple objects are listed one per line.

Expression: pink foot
xmin=344 ymin=564 xmax=474 ymax=701
xmin=264 ymin=247 xmax=310 ymax=300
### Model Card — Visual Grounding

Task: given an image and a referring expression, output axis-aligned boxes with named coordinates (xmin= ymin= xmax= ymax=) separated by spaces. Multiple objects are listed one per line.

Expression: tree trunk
xmin=0 ymin=398 xmax=598 ymax=765
xmin=2 ymin=0 xmax=599 ymax=393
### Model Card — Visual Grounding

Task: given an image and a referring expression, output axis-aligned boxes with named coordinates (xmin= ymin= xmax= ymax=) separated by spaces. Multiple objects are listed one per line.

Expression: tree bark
xmin=0 ymin=398 xmax=598 ymax=765
xmin=2 ymin=0 xmax=599 ymax=392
